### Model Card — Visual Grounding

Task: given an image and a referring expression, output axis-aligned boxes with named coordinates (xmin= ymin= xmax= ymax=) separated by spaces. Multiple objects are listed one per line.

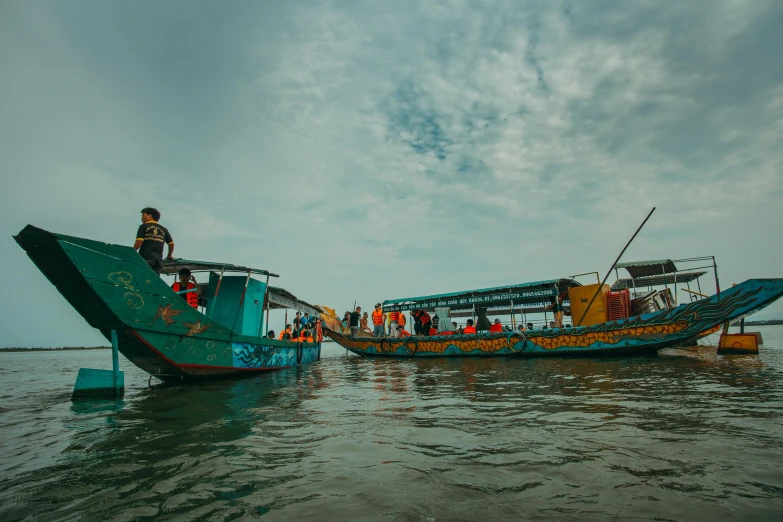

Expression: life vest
xmin=279 ymin=327 xmax=292 ymax=340
xmin=172 ymin=282 xmax=198 ymax=308
xmin=417 ymin=311 xmax=431 ymax=324
xmin=372 ymin=310 xmax=385 ymax=325
xmin=316 ymin=321 xmax=323 ymax=342
xmin=489 ymin=323 xmax=503 ymax=333
xmin=463 ymin=325 xmax=477 ymax=334
xmin=306 ymin=336 xmax=314 ymax=342
xmin=439 ymin=330 xmax=454 ymax=335
xmin=399 ymin=329 xmax=410 ymax=337
xmin=429 ymin=326 xmax=437 ymax=336
xmin=388 ymin=311 xmax=400 ymax=323
xmin=398 ymin=314 xmax=406 ymax=327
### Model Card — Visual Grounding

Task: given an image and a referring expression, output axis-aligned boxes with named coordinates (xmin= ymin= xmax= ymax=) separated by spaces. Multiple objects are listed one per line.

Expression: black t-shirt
xmin=552 ymin=302 xmax=564 ymax=313
xmin=136 ymin=222 xmax=173 ymax=262
xmin=349 ymin=311 xmax=361 ymax=327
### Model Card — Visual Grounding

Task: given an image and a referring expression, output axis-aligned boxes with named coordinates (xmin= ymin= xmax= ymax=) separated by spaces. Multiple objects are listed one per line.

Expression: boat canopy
xmin=382 ymin=278 xmax=581 ymax=313
xmin=161 ymin=259 xmax=279 ymax=278
xmin=611 ymin=271 xmax=707 ymax=291
xmin=267 ymin=286 xmax=322 ymax=317
xmin=615 ymin=259 xmax=677 ymax=278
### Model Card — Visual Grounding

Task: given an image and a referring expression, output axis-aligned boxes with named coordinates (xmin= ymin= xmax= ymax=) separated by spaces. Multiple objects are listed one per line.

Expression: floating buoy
xmin=717 ymin=333 xmax=759 ymax=355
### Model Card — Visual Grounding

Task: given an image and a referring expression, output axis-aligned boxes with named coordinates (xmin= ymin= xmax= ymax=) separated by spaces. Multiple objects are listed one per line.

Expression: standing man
xmin=388 ymin=308 xmax=401 ymax=338
xmin=547 ymin=295 xmax=565 ymax=328
xmin=134 ymin=207 xmax=174 ymax=275
xmin=349 ymin=306 xmax=362 ymax=337
xmin=371 ymin=303 xmax=386 ymax=337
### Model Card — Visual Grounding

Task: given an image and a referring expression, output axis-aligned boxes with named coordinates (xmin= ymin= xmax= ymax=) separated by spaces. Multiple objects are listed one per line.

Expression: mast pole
xmin=576 ymin=207 xmax=656 ymax=327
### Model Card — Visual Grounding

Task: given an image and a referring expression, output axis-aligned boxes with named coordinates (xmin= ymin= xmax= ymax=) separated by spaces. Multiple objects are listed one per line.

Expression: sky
xmin=1 ymin=0 xmax=781 ymax=347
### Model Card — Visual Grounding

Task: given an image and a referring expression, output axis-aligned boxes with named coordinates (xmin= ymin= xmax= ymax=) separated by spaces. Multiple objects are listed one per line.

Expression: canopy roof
xmin=615 ymin=259 xmax=677 ymax=278
xmin=267 ymin=286 xmax=322 ymax=317
xmin=383 ymin=278 xmax=581 ymax=312
xmin=161 ymin=259 xmax=279 ymax=278
xmin=611 ymin=271 xmax=707 ymax=291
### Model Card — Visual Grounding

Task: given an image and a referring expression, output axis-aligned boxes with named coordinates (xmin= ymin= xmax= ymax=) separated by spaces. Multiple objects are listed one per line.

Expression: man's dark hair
xmin=178 ymin=268 xmax=191 ymax=276
xmin=141 ymin=207 xmax=161 ymax=221
xmin=467 ymin=319 xmax=474 ymax=326
xmin=267 ymin=330 xmax=275 ymax=338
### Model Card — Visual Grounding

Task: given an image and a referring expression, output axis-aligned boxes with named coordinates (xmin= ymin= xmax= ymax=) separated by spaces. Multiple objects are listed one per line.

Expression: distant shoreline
xmin=0 ymin=347 xmax=110 ymax=352
xmin=730 ymin=320 xmax=783 ymax=327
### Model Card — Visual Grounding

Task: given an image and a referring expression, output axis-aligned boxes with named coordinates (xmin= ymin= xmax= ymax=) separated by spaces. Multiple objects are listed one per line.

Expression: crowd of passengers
xmin=338 ymin=302 xmax=573 ymax=338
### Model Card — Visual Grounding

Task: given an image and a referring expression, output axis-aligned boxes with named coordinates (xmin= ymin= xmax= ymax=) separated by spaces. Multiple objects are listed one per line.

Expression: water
xmin=2 ymin=327 xmax=783 ymax=521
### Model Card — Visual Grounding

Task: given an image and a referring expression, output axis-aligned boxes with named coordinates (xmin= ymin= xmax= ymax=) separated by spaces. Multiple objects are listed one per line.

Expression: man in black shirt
xmin=349 ymin=306 xmax=361 ymax=337
xmin=133 ymin=207 xmax=174 ymax=275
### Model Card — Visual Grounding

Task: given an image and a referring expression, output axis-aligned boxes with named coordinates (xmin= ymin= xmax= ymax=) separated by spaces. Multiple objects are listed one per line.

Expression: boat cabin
xmin=160 ymin=259 xmax=321 ymax=338
xmin=383 ymin=278 xmax=582 ymax=332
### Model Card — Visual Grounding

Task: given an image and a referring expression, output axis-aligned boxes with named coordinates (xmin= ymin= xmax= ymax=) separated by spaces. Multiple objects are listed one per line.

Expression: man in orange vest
xmin=171 ymin=268 xmax=199 ymax=308
xmin=463 ymin=319 xmax=477 ymax=334
xmin=278 ymin=324 xmax=293 ymax=340
xmin=388 ymin=309 xmax=401 ymax=337
xmin=371 ymin=303 xmax=386 ymax=337
xmin=489 ymin=318 xmax=503 ymax=333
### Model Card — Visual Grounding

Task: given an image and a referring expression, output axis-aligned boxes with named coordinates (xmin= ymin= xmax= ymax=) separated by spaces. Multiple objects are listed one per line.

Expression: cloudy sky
xmin=1 ymin=0 xmax=781 ymax=347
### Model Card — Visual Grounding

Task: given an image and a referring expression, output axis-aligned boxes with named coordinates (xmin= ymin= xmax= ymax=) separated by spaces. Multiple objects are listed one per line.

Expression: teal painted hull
xmin=15 ymin=225 xmax=320 ymax=381
xmin=326 ymin=279 xmax=783 ymax=357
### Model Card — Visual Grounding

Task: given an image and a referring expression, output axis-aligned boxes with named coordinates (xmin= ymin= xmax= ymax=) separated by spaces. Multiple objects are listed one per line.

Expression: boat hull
xmin=326 ymin=279 xmax=783 ymax=358
xmin=15 ymin=225 xmax=320 ymax=381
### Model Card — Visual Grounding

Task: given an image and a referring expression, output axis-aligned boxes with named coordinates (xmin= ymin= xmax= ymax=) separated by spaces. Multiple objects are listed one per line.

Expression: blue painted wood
xmin=72 ymin=367 xmax=125 ymax=397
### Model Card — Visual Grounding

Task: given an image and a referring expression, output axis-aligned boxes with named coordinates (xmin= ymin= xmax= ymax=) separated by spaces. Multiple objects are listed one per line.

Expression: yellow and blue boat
xmin=325 ymin=275 xmax=783 ymax=358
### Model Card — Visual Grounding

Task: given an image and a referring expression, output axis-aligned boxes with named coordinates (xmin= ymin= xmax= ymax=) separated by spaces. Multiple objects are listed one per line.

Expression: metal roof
xmin=615 ymin=259 xmax=677 ymax=278
xmin=161 ymin=259 xmax=279 ymax=278
xmin=611 ymin=271 xmax=707 ymax=291
xmin=382 ymin=278 xmax=581 ymax=311
xmin=267 ymin=286 xmax=322 ymax=316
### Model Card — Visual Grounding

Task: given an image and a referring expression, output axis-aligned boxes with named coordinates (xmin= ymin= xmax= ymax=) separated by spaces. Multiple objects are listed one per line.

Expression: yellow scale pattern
xmin=340 ymin=321 xmax=690 ymax=354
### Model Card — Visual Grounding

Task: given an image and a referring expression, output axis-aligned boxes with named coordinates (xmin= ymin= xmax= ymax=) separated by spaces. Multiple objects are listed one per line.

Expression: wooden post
xmin=111 ymin=330 xmax=120 ymax=396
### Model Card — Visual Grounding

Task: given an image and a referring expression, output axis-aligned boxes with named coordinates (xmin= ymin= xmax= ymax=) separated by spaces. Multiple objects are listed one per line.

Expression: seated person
xmin=463 ymin=319 xmax=477 ymax=334
xmin=549 ymin=321 xmax=557 ymax=329
xmin=489 ymin=318 xmax=503 ymax=333
xmin=267 ymin=330 xmax=276 ymax=339
xmin=526 ymin=322 xmax=534 ymax=330
xmin=398 ymin=326 xmax=411 ymax=337
xmin=171 ymin=268 xmax=199 ymax=308
xmin=278 ymin=324 xmax=293 ymax=340
xmin=565 ymin=324 xmax=572 ymax=328
xmin=517 ymin=325 xmax=526 ymax=332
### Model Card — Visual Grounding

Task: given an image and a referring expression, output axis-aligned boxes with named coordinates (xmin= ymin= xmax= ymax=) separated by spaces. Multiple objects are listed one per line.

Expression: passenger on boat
xmin=517 ymin=325 xmax=526 ymax=332
xmin=267 ymin=330 xmax=276 ymax=339
xmin=399 ymin=313 xmax=407 ymax=332
xmin=293 ymin=312 xmax=302 ymax=331
xmin=547 ymin=296 xmax=565 ymax=328
xmin=398 ymin=327 xmax=411 ymax=337
xmin=360 ymin=312 xmax=372 ymax=333
xmin=171 ymin=268 xmax=199 ymax=308
xmin=463 ymin=319 xmax=477 ymax=334
xmin=303 ymin=313 xmax=311 ymax=328
xmin=134 ymin=207 xmax=174 ymax=275
xmin=371 ymin=304 xmax=385 ymax=337
xmin=279 ymin=325 xmax=293 ymax=340
xmin=549 ymin=321 xmax=557 ymax=329
xmin=412 ymin=310 xmax=431 ymax=336
xmin=489 ymin=319 xmax=503 ymax=333
xmin=350 ymin=307 xmax=362 ymax=337
xmin=388 ymin=310 xmax=401 ymax=337
xmin=429 ymin=325 xmax=438 ymax=336
xmin=527 ymin=322 xmax=534 ymax=330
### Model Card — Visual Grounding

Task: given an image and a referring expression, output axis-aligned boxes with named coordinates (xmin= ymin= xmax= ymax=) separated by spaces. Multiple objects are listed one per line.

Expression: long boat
xmin=15 ymin=225 xmax=323 ymax=381
xmin=325 ymin=276 xmax=783 ymax=358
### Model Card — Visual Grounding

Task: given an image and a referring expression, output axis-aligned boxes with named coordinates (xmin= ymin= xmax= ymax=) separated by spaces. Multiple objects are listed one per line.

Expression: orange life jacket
xmin=417 ymin=311 xmax=431 ymax=324
xmin=279 ymin=327 xmax=292 ymax=340
xmin=398 ymin=314 xmax=406 ymax=327
xmin=399 ymin=329 xmax=410 ymax=337
xmin=172 ymin=282 xmax=198 ymax=308
xmin=372 ymin=310 xmax=385 ymax=325
xmin=439 ymin=330 xmax=454 ymax=335
xmin=429 ymin=326 xmax=437 ymax=336
xmin=388 ymin=311 xmax=400 ymax=322
xmin=316 ymin=321 xmax=323 ymax=342
xmin=463 ymin=325 xmax=477 ymax=334
xmin=489 ymin=323 xmax=503 ymax=333
xmin=306 ymin=336 xmax=314 ymax=342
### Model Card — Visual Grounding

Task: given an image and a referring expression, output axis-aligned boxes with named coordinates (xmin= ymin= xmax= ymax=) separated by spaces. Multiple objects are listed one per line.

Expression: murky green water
xmin=2 ymin=327 xmax=783 ymax=521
